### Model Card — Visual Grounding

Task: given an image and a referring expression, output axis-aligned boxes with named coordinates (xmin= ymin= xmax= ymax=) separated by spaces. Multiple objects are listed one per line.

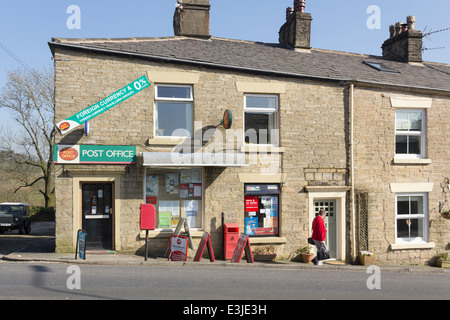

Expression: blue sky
xmin=0 ymin=0 xmax=449 ymax=128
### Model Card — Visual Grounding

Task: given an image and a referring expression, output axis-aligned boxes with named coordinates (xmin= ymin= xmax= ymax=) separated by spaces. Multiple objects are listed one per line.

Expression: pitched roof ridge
xmin=51 ymin=36 xmax=197 ymax=44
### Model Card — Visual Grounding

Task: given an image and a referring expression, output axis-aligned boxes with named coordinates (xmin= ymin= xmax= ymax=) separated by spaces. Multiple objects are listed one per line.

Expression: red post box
xmin=140 ymin=204 xmax=156 ymax=230
xmin=224 ymin=223 xmax=239 ymax=260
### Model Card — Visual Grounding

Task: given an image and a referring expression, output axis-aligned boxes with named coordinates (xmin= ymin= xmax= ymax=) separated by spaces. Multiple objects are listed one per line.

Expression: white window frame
xmin=244 ymin=94 xmax=279 ymax=146
xmin=154 ymin=84 xmax=193 ymax=138
xmin=395 ymin=193 xmax=428 ymax=244
xmin=394 ymin=109 xmax=426 ymax=159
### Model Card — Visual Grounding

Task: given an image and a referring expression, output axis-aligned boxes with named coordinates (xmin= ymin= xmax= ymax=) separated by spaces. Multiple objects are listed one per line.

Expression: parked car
xmin=0 ymin=203 xmax=31 ymax=234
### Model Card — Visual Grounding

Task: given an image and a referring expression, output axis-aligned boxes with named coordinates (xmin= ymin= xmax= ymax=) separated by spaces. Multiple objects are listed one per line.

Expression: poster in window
xmin=180 ymin=169 xmax=191 ymax=184
xmin=159 ymin=211 xmax=171 ymax=228
xmin=171 ymin=217 xmax=180 ymax=228
xmin=245 ymin=217 xmax=258 ymax=236
xmin=159 ymin=201 xmax=180 ymax=217
xmin=185 ymin=211 xmax=197 ymax=228
xmin=245 ymin=196 xmax=259 ymax=212
xmin=190 ymin=169 xmax=202 ymax=183
xmin=182 ymin=200 xmax=199 ymax=228
xmin=146 ymin=175 xmax=158 ymax=196
xmin=193 ymin=184 xmax=202 ymax=197
xmin=166 ymin=174 xmax=179 ymax=194
xmin=180 ymin=184 xmax=189 ymax=198
xmin=146 ymin=196 xmax=157 ymax=205
xmin=184 ymin=200 xmax=199 ymax=212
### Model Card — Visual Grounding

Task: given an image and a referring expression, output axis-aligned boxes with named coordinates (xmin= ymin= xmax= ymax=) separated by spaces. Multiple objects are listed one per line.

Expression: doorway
xmin=314 ymin=199 xmax=337 ymax=258
xmin=81 ymin=183 xmax=114 ymax=250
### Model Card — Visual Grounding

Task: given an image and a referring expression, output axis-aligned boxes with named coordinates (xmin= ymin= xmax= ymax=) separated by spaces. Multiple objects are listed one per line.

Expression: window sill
xmin=249 ymin=237 xmax=287 ymax=245
xmin=390 ymin=242 xmax=435 ymax=250
xmin=147 ymin=137 xmax=187 ymax=146
xmin=393 ymin=158 xmax=431 ymax=165
xmin=240 ymin=145 xmax=285 ymax=153
xmin=139 ymin=230 xmax=204 ymax=239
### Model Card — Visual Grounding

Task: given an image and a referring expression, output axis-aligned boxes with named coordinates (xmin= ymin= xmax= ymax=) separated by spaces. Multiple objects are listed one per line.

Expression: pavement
xmin=2 ymin=251 xmax=449 ymax=274
xmin=1 ymin=222 xmax=448 ymax=273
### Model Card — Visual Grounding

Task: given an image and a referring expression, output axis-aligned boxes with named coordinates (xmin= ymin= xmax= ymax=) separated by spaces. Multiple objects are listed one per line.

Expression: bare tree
xmin=0 ymin=67 xmax=55 ymax=208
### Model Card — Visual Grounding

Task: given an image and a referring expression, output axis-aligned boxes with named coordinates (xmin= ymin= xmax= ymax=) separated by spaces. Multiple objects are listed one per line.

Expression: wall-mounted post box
xmin=140 ymin=204 xmax=156 ymax=230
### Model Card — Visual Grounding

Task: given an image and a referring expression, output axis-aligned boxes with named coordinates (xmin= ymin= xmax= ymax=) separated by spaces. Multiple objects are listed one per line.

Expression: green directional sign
xmin=56 ymin=75 xmax=150 ymax=135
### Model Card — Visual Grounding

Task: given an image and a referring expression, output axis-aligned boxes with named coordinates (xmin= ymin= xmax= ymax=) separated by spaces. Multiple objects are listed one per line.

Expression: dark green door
xmin=81 ymin=183 xmax=113 ymax=250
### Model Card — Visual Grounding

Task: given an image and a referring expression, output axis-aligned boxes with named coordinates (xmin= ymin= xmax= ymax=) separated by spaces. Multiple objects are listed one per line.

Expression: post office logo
xmin=59 ymin=122 xmax=71 ymax=131
xmin=56 ymin=145 xmax=80 ymax=164
xmin=59 ymin=147 xmax=79 ymax=162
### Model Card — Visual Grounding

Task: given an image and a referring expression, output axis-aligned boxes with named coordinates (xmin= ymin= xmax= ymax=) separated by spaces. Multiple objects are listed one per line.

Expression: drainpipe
xmin=349 ymin=83 xmax=356 ymax=262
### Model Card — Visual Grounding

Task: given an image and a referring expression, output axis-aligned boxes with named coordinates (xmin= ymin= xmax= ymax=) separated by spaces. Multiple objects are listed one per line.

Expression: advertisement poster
xmin=146 ymin=175 xmax=158 ymax=196
xmin=146 ymin=196 xmax=157 ymax=205
xmin=166 ymin=174 xmax=179 ymax=194
xmin=245 ymin=196 xmax=259 ymax=212
xmin=169 ymin=235 xmax=189 ymax=261
xmin=180 ymin=184 xmax=189 ymax=198
xmin=245 ymin=217 xmax=258 ymax=236
xmin=159 ymin=211 xmax=171 ymax=228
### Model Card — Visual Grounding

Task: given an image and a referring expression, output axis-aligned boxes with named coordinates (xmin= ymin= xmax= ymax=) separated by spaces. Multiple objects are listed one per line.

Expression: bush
xmin=31 ymin=206 xmax=55 ymax=222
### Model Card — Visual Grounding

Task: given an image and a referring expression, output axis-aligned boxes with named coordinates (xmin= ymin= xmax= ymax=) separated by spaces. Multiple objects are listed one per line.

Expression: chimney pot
xmin=395 ymin=22 xmax=402 ymax=36
xmin=294 ymin=0 xmax=306 ymax=13
xmin=407 ymin=16 xmax=415 ymax=30
xmin=401 ymin=23 xmax=408 ymax=33
xmin=286 ymin=7 xmax=294 ymax=20
xmin=389 ymin=25 xmax=395 ymax=38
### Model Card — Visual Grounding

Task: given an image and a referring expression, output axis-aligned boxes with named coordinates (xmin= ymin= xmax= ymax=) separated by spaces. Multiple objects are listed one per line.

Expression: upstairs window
xmin=395 ymin=109 xmax=426 ymax=158
xmin=244 ymin=95 xmax=279 ymax=145
xmin=155 ymin=85 xmax=193 ymax=138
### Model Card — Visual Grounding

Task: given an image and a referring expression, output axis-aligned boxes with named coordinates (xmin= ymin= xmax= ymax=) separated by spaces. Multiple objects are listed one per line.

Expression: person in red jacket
xmin=311 ymin=209 xmax=328 ymax=265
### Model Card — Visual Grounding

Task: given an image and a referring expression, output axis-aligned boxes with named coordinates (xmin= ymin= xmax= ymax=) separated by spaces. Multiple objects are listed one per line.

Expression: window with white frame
xmin=395 ymin=193 xmax=428 ymax=243
xmin=395 ymin=109 xmax=426 ymax=158
xmin=244 ymin=95 xmax=279 ymax=145
xmin=155 ymin=84 xmax=193 ymax=138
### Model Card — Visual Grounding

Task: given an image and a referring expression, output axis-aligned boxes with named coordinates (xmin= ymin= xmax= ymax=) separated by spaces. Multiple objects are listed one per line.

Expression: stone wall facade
xmin=53 ymin=45 xmax=450 ymax=265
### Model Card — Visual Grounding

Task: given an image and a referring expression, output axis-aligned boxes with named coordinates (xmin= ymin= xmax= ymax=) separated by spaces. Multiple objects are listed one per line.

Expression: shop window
xmin=244 ymin=95 xmax=279 ymax=145
xmin=244 ymin=184 xmax=280 ymax=237
xmin=145 ymin=168 xmax=203 ymax=230
xmin=155 ymin=84 xmax=193 ymax=138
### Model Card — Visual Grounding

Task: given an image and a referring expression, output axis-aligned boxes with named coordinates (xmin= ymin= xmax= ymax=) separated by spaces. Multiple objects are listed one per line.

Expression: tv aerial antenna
xmin=422 ymin=26 xmax=449 ymax=52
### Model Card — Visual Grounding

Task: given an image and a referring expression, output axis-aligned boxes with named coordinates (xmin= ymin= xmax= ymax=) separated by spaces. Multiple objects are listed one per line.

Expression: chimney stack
xmin=173 ymin=0 xmax=211 ymax=39
xmin=382 ymin=15 xmax=423 ymax=63
xmin=279 ymin=0 xmax=312 ymax=50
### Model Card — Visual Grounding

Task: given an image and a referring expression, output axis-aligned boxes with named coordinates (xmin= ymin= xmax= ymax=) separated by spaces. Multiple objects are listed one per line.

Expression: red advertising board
xmin=245 ymin=196 xmax=259 ymax=212
xmin=230 ymin=233 xmax=254 ymax=264
xmin=193 ymin=232 xmax=215 ymax=262
xmin=168 ymin=235 xmax=189 ymax=261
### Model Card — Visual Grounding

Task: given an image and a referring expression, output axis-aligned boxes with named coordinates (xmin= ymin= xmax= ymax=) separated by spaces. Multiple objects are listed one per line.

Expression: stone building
xmin=49 ymin=0 xmax=450 ymax=265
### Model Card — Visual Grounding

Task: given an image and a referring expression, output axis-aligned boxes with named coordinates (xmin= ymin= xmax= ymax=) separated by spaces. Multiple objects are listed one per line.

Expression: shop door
xmin=81 ymin=183 xmax=113 ymax=250
xmin=314 ymin=199 xmax=337 ymax=258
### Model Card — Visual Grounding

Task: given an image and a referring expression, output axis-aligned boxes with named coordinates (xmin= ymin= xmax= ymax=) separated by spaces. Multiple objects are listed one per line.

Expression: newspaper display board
xmin=193 ymin=232 xmax=215 ymax=262
xmin=168 ymin=235 xmax=189 ymax=262
xmin=230 ymin=233 xmax=254 ymax=263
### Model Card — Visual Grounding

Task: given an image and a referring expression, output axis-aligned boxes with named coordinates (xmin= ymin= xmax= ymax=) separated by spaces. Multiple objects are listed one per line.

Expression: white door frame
xmin=306 ymin=187 xmax=347 ymax=261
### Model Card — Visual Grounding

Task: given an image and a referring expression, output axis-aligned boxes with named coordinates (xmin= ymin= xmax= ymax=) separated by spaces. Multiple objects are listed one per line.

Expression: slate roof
xmin=49 ymin=36 xmax=450 ymax=93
